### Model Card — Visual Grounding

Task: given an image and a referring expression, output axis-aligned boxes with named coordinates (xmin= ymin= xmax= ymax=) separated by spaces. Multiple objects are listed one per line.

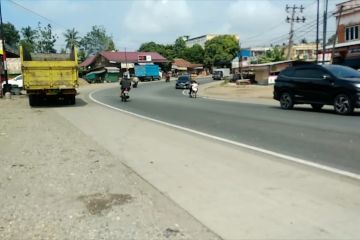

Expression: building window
xmin=345 ymin=25 xmax=359 ymax=41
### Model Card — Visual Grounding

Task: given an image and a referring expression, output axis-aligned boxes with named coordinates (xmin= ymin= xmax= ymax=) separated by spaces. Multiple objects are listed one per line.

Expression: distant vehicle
xmin=135 ymin=64 xmax=160 ymax=81
xmin=274 ymin=64 xmax=360 ymax=115
xmin=213 ymin=68 xmax=230 ymax=80
xmin=132 ymin=76 xmax=139 ymax=88
xmin=175 ymin=75 xmax=191 ymax=89
xmin=1 ymin=75 xmax=23 ymax=95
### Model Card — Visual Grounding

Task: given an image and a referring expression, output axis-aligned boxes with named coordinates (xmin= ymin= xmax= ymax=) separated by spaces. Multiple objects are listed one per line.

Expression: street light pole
xmin=322 ymin=0 xmax=329 ymax=64
xmin=316 ymin=0 xmax=320 ymax=63
xmin=0 ymin=0 xmax=9 ymax=91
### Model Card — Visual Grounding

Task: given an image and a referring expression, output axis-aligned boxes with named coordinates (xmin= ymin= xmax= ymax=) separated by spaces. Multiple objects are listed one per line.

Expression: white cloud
xmin=124 ymin=0 xmax=192 ymax=34
xmin=226 ymin=0 xmax=285 ymax=43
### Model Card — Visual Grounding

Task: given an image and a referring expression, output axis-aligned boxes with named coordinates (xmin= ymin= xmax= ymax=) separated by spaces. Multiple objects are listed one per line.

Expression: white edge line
xmin=89 ymin=88 xmax=360 ymax=181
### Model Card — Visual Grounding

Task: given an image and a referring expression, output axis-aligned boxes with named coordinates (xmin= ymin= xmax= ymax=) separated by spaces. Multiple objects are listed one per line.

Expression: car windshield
xmin=178 ymin=76 xmax=189 ymax=82
xmin=324 ymin=65 xmax=360 ymax=79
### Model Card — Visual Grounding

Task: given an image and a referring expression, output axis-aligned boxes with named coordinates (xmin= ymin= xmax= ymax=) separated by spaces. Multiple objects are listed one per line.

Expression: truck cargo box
xmin=135 ymin=64 xmax=160 ymax=81
xmin=20 ymin=46 xmax=78 ymax=106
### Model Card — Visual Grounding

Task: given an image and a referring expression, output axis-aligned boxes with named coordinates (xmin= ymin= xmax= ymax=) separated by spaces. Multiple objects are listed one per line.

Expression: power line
xmin=241 ymin=0 xmax=317 ymax=43
xmin=245 ymin=7 xmax=336 ymax=47
xmin=7 ymin=0 xmax=67 ymax=28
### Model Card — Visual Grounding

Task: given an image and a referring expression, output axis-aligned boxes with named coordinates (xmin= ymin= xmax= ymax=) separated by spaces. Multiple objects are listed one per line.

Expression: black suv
xmin=274 ymin=64 xmax=360 ymax=115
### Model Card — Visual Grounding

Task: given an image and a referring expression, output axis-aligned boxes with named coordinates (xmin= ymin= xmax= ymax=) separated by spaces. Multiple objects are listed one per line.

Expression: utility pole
xmin=322 ymin=0 xmax=329 ymax=64
xmin=286 ymin=4 xmax=306 ymax=60
xmin=124 ymin=47 xmax=128 ymax=78
xmin=331 ymin=5 xmax=343 ymax=64
xmin=316 ymin=0 xmax=320 ymax=63
xmin=238 ymin=42 xmax=243 ymax=80
xmin=0 ymin=0 xmax=9 ymax=94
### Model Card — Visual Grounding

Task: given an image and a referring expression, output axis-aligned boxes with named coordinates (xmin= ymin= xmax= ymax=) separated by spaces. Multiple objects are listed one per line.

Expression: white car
xmin=1 ymin=75 xmax=23 ymax=88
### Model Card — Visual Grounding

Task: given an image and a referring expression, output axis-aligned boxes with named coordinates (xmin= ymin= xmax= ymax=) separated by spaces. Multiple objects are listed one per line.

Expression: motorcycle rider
xmin=189 ymin=80 xmax=199 ymax=97
xmin=120 ymin=75 xmax=132 ymax=96
xmin=132 ymin=76 xmax=139 ymax=88
xmin=165 ymin=72 xmax=170 ymax=82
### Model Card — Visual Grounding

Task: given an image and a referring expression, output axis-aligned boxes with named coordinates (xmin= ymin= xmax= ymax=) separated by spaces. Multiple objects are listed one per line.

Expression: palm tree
xmin=63 ymin=28 xmax=80 ymax=49
xmin=21 ymin=26 xmax=37 ymax=45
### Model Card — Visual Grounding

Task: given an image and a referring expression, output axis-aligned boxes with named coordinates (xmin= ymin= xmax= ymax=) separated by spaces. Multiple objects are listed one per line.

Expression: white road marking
xmin=89 ymin=89 xmax=360 ymax=181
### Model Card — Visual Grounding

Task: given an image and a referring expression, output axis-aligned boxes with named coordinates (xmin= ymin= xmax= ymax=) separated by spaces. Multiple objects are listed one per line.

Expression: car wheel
xmin=279 ymin=92 xmax=294 ymax=110
xmin=311 ymin=104 xmax=324 ymax=111
xmin=334 ymin=94 xmax=354 ymax=115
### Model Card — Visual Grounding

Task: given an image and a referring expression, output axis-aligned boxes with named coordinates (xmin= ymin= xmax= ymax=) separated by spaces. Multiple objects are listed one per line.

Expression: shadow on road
xmin=269 ymin=105 xmax=360 ymax=116
xmin=29 ymin=97 xmax=88 ymax=108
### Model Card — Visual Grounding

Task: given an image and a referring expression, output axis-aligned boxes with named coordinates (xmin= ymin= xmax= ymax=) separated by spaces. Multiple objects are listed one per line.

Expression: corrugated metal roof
xmin=100 ymin=51 xmax=167 ymax=63
xmin=80 ymin=55 xmax=97 ymax=67
xmin=80 ymin=51 xmax=168 ymax=67
xmin=172 ymin=58 xmax=203 ymax=69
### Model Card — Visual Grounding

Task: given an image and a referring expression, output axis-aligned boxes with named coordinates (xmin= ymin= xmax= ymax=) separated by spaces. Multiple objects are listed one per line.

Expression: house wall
xmin=254 ymin=69 xmax=270 ymax=85
xmin=337 ymin=0 xmax=360 ymax=43
xmin=283 ymin=44 xmax=316 ymax=60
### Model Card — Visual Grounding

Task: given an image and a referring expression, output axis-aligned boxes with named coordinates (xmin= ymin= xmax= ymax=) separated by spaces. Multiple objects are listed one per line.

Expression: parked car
xmin=1 ymin=75 xmax=23 ymax=88
xmin=274 ymin=64 xmax=360 ymax=115
xmin=1 ymin=75 xmax=23 ymax=95
xmin=175 ymin=75 xmax=191 ymax=89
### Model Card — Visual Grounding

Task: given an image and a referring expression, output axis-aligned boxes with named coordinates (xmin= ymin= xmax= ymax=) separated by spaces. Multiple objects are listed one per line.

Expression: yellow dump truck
xmin=20 ymin=46 xmax=78 ymax=106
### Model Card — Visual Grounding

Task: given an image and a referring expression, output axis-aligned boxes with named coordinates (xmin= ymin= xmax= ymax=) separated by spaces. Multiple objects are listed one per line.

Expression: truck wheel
xmin=67 ymin=95 xmax=76 ymax=105
xmin=29 ymin=95 xmax=37 ymax=106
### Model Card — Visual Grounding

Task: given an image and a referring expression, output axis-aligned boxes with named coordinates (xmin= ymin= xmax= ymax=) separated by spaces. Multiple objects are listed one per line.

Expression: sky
xmin=3 ymin=0 xmax=344 ymax=51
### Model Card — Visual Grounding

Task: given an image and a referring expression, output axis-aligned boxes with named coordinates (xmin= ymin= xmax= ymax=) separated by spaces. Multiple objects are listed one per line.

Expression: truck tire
xmin=67 ymin=95 xmax=76 ymax=105
xmin=29 ymin=95 xmax=37 ymax=106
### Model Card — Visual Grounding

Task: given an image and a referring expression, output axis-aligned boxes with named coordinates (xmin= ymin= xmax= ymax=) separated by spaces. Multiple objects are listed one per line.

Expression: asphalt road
xmin=91 ymin=79 xmax=360 ymax=175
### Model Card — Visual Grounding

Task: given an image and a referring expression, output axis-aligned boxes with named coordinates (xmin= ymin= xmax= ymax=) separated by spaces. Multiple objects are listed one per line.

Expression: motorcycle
xmin=132 ymin=77 xmax=139 ymax=88
xmin=121 ymin=88 xmax=130 ymax=102
xmin=189 ymin=83 xmax=198 ymax=98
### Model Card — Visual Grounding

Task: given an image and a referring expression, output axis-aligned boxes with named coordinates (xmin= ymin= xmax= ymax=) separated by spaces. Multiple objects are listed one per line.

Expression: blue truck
xmin=135 ymin=64 xmax=160 ymax=81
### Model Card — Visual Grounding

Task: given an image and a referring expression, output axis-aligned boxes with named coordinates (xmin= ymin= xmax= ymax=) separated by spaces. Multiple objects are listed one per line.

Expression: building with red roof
xmin=80 ymin=51 xmax=167 ymax=69
xmin=171 ymin=58 xmax=204 ymax=76
xmin=80 ymin=51 xmax=168 ymax=82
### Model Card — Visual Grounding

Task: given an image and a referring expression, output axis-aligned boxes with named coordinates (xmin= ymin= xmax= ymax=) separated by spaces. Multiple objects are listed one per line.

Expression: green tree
xmin=36 ymin=22 xmax=58 ymax=53
xmin=138 ymin=41 xmax=175 ymax=61
xmin=1 ymin=22 xmax=20 ymax=48
xmin=258 ymin=47 xmax=285 ymax=63
xmin=20 ymin=26 xmax=38 ymax=52
xmin=80 ymin=25 xmax=115 ymax=56
xmin=77 ymin=48 xmax=86 ymax=63
xmin=183 ymin=44 xmax=204 ymax=63
xmin=138 ymin=41 xmax=160 ymax=52
xmin=63 ymin=28 xmax=80 ymax=49
xmin=204 ymin=35 xmax=239 ymax=68
xmin=173 ymin=37 xmax=186 ymax=58
xmin=300 ymin=38 xmax=308 ymax=44
xmin=106 ymin=39 xmax=116 ymax=51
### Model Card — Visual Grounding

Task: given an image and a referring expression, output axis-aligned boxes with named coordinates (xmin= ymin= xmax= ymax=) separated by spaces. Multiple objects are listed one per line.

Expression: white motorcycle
xmin=189 ymin=83 xmax=198 ymax=98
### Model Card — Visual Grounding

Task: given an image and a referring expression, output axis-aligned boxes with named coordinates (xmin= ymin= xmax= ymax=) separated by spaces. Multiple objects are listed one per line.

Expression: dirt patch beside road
xmin=0 ymin=96 xmax=220 ymax=240
xmin=199 ymin=81 xmax=275 ymax=104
